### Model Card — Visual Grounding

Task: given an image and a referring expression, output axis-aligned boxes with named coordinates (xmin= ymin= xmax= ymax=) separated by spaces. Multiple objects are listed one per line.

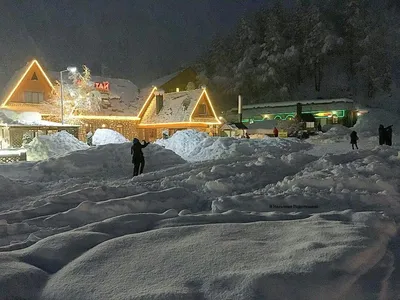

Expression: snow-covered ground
xmin=0 ymin=110 xmax=399 ymax=299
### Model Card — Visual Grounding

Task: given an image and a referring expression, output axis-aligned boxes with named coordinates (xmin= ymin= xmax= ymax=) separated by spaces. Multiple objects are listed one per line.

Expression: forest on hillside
xmin=197 ymin=0 xmax=400 ymax=111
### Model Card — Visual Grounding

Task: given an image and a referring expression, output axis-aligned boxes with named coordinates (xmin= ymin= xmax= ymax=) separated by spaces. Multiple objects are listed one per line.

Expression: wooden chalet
xmin=0 ymin=59 xmax=221 ymax=146
xmin=137 ymin=87 xmax=220 ymax=140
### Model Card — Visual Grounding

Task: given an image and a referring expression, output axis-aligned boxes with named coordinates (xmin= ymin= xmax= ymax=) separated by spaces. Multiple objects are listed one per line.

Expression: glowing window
xmin=31 ymin=72 xmax=38 ymax=81
xmin=198 ymin=104 xmax=207 ymax=115
xmin=24 ymin=91 xmax=43 ymax=103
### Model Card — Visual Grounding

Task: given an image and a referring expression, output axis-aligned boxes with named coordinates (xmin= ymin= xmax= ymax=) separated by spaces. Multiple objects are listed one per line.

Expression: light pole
xmin=60 ymin=66 xmax=77 ymax=124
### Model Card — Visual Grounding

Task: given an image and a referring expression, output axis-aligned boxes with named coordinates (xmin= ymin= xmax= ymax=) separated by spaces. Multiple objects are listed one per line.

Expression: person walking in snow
xmin=273 ymin=127 xmax=279 ymax=137
xmin=350 ymin=131 xmax=359 ymax=150
xmin=378 ymin=124 xmax=385 ymax=145
xmin=385 ymin=125 xmax=393 ymax=146
xmin=131 ymin=138 xmax=149 ymax=177
xmin=86 ymin=131 xmax=93 ymax=146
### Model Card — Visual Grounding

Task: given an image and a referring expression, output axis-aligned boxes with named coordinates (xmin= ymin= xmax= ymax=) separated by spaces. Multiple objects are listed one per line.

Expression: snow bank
xmin=92 ymin=129 xmax=129 ymax=145
xmin=352 ymin=108 xmax=400 ymax=137
xmin=0 ymin=210 xmax=389 ymax=300
xmin=29 ymin=142 xmax=186 ymax=181
xmin=25 ymin=131 xmax=89 ymax=161
xmin=310 ymin=124 xmax=352 ymax=144
xmin=156 ymin=129 xmax=310 ymax=161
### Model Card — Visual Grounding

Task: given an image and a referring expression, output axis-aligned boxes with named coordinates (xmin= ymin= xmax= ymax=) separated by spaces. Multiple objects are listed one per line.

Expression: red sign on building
xmin=94 ymin=81 xmax=110 ymax=91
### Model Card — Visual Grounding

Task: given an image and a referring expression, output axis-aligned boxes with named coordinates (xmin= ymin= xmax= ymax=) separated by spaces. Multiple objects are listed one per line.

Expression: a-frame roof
xmin=138 ymin=87 xmax=221 ymax=125
xmin=0 ymin=59 xmax=54 ymax=107
xmin=143 ymin=67 xmax=196 ymax=90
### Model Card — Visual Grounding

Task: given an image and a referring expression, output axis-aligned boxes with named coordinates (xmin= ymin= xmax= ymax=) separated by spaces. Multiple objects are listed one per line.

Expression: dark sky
xmin=1 ymin=0 xmax=271 ymax=87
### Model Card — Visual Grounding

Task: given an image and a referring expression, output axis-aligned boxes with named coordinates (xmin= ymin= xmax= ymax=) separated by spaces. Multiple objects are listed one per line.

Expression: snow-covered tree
xmin=197 ymin=0 xmax=400 ymax=108
xmin=49 ymin=66 xmax=102 ymax=121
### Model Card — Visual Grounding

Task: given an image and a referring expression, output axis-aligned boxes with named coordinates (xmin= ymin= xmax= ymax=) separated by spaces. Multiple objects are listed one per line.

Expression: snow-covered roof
xmin=48 ymin=72 xmax=141 ymax=117
xmin=140 ymin=89 xmax=204 ymax=124
xmin=242 ymin=98 xmax=354 ymax=110
xmin=0 ymin=64 xmax=28 ymax=106
xmin=0 ymin=109 xmax=78 ymax=127
xmin=144 ymin=68 xmax=191 ymax=90
xmin=0 ymin=60 xmax=54 ymax=107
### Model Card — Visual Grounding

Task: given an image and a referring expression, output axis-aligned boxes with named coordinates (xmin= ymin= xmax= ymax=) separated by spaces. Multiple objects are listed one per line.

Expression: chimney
xmin=238 ymin=95 xmax=242 ymax=123
xmin=156 ymin=92 xmax=163 ymax=114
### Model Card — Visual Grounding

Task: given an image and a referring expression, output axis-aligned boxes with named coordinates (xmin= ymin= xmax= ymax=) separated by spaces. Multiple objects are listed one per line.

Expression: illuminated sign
xmin=94 ymin=81 xmax=110 ymax=91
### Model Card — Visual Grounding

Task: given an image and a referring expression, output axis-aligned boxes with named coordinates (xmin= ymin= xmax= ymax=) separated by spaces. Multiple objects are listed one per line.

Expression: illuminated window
xmin=31 ymin=72 xmax=38 ymax=80
xmin=198 ymin=104 xmax=207 ymax=115
xmin=24 ymin=91 xmax=43 ymax=103
xmin=332 ymin=115 xmax=338 ymax=124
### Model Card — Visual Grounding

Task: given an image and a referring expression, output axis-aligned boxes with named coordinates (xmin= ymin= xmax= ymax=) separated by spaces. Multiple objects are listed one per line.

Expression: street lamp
xmin=60 ymin=66 xmax=77 ymax=124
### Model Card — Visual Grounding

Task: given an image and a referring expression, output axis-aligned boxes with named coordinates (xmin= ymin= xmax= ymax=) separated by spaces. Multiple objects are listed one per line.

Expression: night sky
xmin=1 ymin=0 xmax=272 ymax=87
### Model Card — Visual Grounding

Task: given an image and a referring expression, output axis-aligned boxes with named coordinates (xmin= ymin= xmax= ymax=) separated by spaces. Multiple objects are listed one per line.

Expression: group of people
xmin=350 ymin=124 xmax=394 ymax=150
xmin=378 ymin=124 xmax=393 ymax=146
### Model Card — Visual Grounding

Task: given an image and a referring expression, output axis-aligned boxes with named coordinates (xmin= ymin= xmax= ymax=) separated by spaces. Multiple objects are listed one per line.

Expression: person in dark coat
xmin=385 ymin=125 xmax=393 ymax=146
xmin=350 ymin=131 xmax=359 ymax=150
xmin=378 ymin=124 xmax=385 ymax=145
xmin=317 ymin=123 xmax=322 ymax=132
xmin=131 ymin=138 xmax=149 ymax=176
xmin=273 ymin=127 xmax=279 ymax=137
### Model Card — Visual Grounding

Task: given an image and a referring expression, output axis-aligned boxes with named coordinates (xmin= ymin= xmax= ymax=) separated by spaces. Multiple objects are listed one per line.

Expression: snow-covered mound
xmin=92 ymin=129 xmax=129 ymax=145
xmin=352 ymin=108 xmax=400 ymax=137
xmin=25 ymin=131 xmax=89 ymax=161
xmin=26 ymin=142 xmax=185 ymax=181
xmin=0 ymin=210 xmax=395 ymax=300
xmin=310 ymin=125 xmax=352 ymax=144
xmin=156 ymin=129 xmax=310 ymax=161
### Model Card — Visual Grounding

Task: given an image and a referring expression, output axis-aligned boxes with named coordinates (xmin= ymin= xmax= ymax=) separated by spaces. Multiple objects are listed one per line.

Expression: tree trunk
xmin=314 ymin=60 xmax=322 ymax=92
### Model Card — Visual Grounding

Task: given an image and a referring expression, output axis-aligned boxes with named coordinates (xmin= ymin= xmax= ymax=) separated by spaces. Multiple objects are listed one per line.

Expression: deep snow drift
xmin=0 ymin=210 xmax=395 ymax=300
xmin=155 ymin=129 xmax=310 ymax=161
xmin=25 ymin=131 xmax=89 ymax=161
xmin=92 ymin=128 xmax=129 ymax=145
xmin=0 ymin=117 xmax=399 ymax=299
xmin=353 ymin=109 xmax=400 ymax=137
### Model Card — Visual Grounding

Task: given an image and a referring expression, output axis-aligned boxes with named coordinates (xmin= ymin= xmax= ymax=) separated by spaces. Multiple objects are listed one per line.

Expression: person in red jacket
xmin=273 ymin=127 xmax=279 ymax=137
